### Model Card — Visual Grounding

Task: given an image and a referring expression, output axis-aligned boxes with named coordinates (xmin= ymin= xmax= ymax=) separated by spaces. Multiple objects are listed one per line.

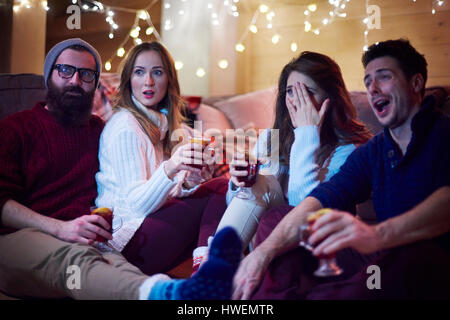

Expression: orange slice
xmin=91 ymin=207 xmax=112 ymax=217
xmin=306 ymin=208 xmax=332 ymax=223
xmin=190 ymin=137 xmax=210 ymax=146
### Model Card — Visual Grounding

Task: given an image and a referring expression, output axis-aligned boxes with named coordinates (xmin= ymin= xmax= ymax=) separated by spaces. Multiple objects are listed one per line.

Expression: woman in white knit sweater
xmin=95 ymin=42 xmax=229 ymax=275
xmin=205 ymin=52 xmax=372 ymax=259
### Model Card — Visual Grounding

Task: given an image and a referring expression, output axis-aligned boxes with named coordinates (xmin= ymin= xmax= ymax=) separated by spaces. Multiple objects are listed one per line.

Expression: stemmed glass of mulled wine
xmin=298 ymin=209 xmax=343 ymax=277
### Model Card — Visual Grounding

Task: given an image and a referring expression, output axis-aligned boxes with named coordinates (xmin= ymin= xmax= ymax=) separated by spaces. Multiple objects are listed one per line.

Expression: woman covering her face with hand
xmin=204 ymin=52 xmax=372 ymax=261
xmin=95 ymin=41 xmax=229 ymax=275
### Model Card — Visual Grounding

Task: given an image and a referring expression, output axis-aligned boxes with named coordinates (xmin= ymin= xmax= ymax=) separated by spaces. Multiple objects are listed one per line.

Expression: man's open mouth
xmin=373 ymin=98 xmax=390 ymax=114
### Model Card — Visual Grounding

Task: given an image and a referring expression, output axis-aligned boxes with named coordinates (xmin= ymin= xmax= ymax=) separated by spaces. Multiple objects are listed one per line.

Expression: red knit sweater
xmin=0 ymin=102 xmax=104 ymax=235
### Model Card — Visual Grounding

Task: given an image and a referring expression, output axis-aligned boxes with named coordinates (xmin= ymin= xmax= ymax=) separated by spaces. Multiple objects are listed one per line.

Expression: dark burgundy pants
xmin=121 ymin=177 xmax=228 ymax=275
xmin=251 ymin=204 xmax=450 ymax=299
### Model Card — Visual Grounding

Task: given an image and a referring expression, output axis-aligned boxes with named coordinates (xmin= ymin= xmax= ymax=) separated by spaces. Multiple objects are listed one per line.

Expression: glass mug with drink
xmin=188 ymin=136 xmax=214 ymax=169
xmin=90 ymin=206 xmax=122 ymax=252
xmin=233 ymin=150 xmax=260 ymax=200
xmin=298 ymin=208 xmax=343 ymax=277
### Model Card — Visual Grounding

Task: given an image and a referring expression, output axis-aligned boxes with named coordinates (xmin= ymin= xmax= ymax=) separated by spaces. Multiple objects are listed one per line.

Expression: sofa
xmin=1 ymin=73 xmax=449 ymax=223
xmin=1 ymin=73 xmax=449 ymax=287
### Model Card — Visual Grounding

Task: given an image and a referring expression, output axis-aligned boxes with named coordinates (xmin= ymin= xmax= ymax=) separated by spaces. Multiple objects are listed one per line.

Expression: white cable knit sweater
xmin=95 ymin=102 xmax=198 ymax=252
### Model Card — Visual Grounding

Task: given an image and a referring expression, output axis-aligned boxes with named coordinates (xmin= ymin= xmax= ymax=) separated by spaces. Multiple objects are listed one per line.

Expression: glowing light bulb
xmin=175 ymin=61 xmax=184 ymax=70
xmin=272 ymin=34 xmax=280 ymax=44
xmin=138 ymin=10 xmax=148 ymax=20
xmin=42 ymin=1 xmax=49 ymax=11
xmin=146 ymin=27 xmax=154 ymax=35
xmin=308 ymin=4 xmax=317 ymax=12
xmin=117 ymin=47 xmax=125 ymax=57
xmin=290 ymin=42 xmax=298 ymax=52
xmin=249 ymin=25 xmax=258 ymax=33
xmin=109 ymin=32 xmax=114 ymax=39
xmin=259 ymin=4 xmax=269 ymax=13
xmin=130 ymin=27 xmax=140 ymax=38
xmin=235 ymin=43 xmax=245 ymax=52
xmin=196 ymin=68 xmax=206 ymax=78
xmin=304 ymin=21 xmax=312 ymax=32
xmin=218 ymin=59 xmax=229 ymax=69
xmin=105 ymin=61 xmax=112 ymax=71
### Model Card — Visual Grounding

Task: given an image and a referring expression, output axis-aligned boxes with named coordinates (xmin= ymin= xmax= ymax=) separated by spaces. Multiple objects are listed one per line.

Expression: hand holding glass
xmin=298 ymin=209 xmax=343 ymax=277
xmin=234 ymin=151 xmax=260 ymax=200
xmin=187 ymin=137 xmax=214 ymax=169
xmin=90 ymin=206 xmax=122 ymax=252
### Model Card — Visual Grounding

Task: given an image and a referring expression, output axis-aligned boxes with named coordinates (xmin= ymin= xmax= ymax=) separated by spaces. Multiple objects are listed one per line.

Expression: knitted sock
xmin=149 ymin=227 xmax=241 ymax=300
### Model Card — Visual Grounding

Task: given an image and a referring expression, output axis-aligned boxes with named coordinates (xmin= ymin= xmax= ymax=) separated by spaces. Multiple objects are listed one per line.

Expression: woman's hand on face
xmin=164 ymin=143 xmax=203 ymax=180
xmin=286 ymin=82 xmax=329 ymax=128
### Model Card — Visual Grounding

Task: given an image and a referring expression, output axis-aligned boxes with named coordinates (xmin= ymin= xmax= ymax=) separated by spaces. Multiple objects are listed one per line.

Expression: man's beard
xmin=46 ymin=80 xmax=95 ymax=126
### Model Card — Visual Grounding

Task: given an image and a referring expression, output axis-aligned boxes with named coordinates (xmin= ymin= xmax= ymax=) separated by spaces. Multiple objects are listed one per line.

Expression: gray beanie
xmin=44 ymin=38 xmax=102 ymax=88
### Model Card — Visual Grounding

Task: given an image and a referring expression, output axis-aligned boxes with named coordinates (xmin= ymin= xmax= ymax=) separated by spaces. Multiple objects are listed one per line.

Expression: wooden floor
xmin=167 ymin=258 xmax=193 ymax=279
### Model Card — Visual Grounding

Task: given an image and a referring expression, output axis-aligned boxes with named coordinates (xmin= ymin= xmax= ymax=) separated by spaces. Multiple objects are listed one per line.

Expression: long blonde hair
xmin=113 ymin=41 xmax=186 ymax=156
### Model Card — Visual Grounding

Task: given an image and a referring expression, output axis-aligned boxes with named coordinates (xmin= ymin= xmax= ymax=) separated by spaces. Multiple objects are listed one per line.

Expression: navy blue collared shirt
xmin=309 ymin=95 xmax=450 ymax=222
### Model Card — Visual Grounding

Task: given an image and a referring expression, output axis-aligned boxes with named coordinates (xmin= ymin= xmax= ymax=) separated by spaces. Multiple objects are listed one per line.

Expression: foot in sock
xmin=149 ymin=227 xmax=241 ymax=300
xmin=208 ymin=227 xmax=242 ymax=268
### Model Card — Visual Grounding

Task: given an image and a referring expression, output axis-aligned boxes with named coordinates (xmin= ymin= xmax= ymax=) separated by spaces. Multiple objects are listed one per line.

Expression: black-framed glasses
xmin=53 ymin=64 xmax=98 ymax=83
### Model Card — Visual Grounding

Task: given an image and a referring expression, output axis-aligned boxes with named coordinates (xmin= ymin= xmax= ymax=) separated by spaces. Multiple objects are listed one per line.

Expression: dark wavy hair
xmin=274 ymin=51 xmax=372 ymax=168
xmin=362 ymin=39 xmax=428 ymax=96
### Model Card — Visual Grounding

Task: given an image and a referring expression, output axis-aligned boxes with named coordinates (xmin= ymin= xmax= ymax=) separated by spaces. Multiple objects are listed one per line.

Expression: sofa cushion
xmin=195 ymin=103 xmax=233 ymax=137
xmin=350 ymin=91 xmax=383 ymax=135
xmin=0 ymin=73 xmax=47 ymax=120
xmin=214 ymin=86 xmax=277 ymax=131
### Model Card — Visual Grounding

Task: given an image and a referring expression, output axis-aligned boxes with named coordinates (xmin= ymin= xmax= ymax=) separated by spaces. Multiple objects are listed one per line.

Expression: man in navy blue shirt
xmin=233 ymin=39 xmax=450 ymax=299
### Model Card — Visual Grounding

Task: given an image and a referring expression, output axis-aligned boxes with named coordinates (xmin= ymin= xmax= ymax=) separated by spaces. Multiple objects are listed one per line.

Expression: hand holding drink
xmin=90 ymin=206 xmax=122 ymax=252
xmin=230 ymin=150 xmax=260 ymax=200
xmin=90 ymin=207 xmax=113 ymax=242
xmin=187 ymin=137 xmax=213 ymax=169
xmin=234 ymin=151 xmax=259 ymax=187
xmin=164 ymin=136 xmax=215 ymax=182
xmin=299 ymin=208 xmax=343 ymax=277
